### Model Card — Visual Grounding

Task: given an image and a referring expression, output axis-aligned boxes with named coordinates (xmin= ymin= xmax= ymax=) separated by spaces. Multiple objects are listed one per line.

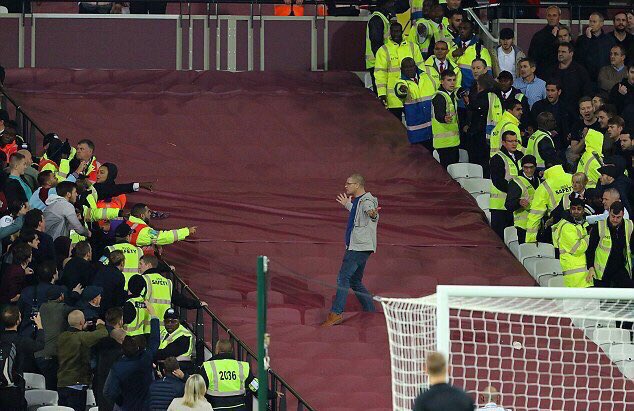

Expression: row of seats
xmin=441 ymin=160 xmax=492 ymax=223
xmin=21 ymin=383 xmax=96 ymax=411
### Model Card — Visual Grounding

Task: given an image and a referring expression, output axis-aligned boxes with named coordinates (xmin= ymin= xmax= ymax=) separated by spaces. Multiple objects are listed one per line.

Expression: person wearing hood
xmin=43 ymin=181 xmax=90 ymax=240
xmin=505 ymin=155 xmax=540 ymax=244
xmin=525 ymin=162 xmax=573 ymax=243
xmin=596 ymin=164 xmax=632 ymax=214
xmin=394 ymin=58 xmax=436 ymax=148
xmin=553 ymin=198 xmax=592 ymax=288
xmin=93 ymin=162 xmax=153 ymax=206
xmin=576 ymin=129 xmax=604 ymax=189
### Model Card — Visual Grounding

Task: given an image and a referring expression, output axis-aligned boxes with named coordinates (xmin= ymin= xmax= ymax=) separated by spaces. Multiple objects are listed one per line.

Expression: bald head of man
xmin=67 ymin=310 xmax=85 ymax=330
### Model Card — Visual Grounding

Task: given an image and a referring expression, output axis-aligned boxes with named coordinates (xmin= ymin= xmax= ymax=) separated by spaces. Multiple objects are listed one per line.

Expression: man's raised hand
xmin=336 ymin=193 xmax=352 ymax=208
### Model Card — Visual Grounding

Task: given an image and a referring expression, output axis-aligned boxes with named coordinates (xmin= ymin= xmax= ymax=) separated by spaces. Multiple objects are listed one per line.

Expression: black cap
xmin=521 ymin=155 xmax=537 ymax=166
xmin=115 ymin=223 xmax=133 ymax=238
xmin=499 ymin=28 xmax=514 ymax=40
xmin=82 ymin=286 xmax=103 ymax=301
xmin=163 ymin=308 xmax=179 ymax=320
xmin=46 ymin=286 xmax=64 ymax=301
xmin=127 ymin=275 xmax=146 ymax=297
xmin=598 ymin=165 xmax=618 ymax=178
xmin=498 ymin=70 xmax=514 ymax=81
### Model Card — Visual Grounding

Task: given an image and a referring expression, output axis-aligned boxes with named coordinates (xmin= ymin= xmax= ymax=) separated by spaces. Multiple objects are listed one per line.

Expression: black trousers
xmin=516 ymin=227 xmax=526 ymax=244
xmin=594 ymin=267 xmax=634 ymax=288
xmin=388 ymin=108 xmax=403 ymax=120
xmin=490 ymin=209 xmax=513 ymax=240
xmin=437 ymin=146 xmax=459 ymax=169
xmin=369 ymin=68 xmax=377 ymax=95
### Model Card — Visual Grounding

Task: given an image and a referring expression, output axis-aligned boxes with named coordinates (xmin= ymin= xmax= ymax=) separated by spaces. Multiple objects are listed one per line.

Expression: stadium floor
xmin=6 ymin=68 xmax=532 ymax=410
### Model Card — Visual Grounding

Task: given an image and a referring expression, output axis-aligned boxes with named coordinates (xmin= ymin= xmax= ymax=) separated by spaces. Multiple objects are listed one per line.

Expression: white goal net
xmin=379 ymin=286 xmax=634 ymax=411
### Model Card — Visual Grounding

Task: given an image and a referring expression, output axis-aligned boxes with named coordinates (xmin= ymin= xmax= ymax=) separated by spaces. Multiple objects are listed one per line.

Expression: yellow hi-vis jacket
xmin=593 ymin=219 xmax=633 ymax=282
xmin=489 ymin=151 xmax=520 ymax=211
xmin=510 ymin=175 xmax=536 ymax=230
xmin=554 ymin=219 xmax=591 ymax=288
xmin=525 ymin=165 xmax=573 ymax=243
xmin=525 ymin=130 xmax=555 ymax=169
xmin=142 ymin=272 xmax=173 ymax=325
xmin=408 ymin=19 xmax=436 ymax=57
xmin=126 ymin=215 xmax=190 ymax=247
xmin=424 ymin=55 xmax=462 ymax=88
xmin=124 ymin=296 xmax=150 ymax=336
xmin=375 ymin=39 xmax=425 ymax=109
xmin=576 ymin=129 xmax=604 ymax=189
xmin=159 ymin=324 xmax=194 ymax=362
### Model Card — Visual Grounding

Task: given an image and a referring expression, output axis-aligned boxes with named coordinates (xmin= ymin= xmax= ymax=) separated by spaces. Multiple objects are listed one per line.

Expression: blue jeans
xmin=331 ymin=250 xmax=376 ymax=314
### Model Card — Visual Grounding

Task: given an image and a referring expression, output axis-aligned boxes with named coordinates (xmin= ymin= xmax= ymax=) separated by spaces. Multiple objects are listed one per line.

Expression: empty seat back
xmin=447 ymin=163 xmax=483 ymax=179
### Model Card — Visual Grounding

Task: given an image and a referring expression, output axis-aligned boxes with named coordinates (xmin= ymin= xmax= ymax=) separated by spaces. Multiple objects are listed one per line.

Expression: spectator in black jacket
xmin=104 ymin=303 xmax=160 ymax=411
xmin=596 ymin=164 xmax=632 ymax=215
xmin=546 ymin=42 xmax=592 ymax=108
xmin=610 ymin=12 xmax=634 ymax=65
xmin=497 ymin=70 xmax=531 ymax=131
xmin=149 ymin=357 xmax=186 ymax=411
xmin=24 ymin=209 xmax=56 ymax=265
xmin=466 ymin=74 xmax=499 ymax=174
xmin=93 ymin=307 xmax=126 ymax=411
xmin=59 ymin=240 xmax=95 ymax=290
xmin=366 ymin=0 xmax=396 ymax=93
xmin=0 ymin=305 xmax=45 ymax=411
xmin=609 ymin=66 xmax=634 ymax=117
xmin=527 ymin=5 xmax=562 ymax=76
xmin=92 ymin=250 xmax=127 ymax=313
xmin=576 ymin=12 xmax=617 ymax=82
xmin=530 ymin=80 xmax=575 ymax=151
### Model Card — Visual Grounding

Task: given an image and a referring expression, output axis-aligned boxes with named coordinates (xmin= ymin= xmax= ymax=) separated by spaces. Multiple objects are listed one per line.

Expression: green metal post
xmin=257 ymin=256 xmax=269 ymax=411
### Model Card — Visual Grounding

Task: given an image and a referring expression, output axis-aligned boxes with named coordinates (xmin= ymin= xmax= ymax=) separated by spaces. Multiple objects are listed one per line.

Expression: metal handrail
xmin=165 ymin=264 xmax=316 ymax=411
xmin=0 ymin=85 xmax=46 ymax=151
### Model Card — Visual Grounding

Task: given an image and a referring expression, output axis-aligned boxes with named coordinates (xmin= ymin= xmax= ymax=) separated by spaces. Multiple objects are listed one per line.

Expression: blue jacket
xmin=104 ymin=317 xmax=160 ymax=411
xmin=148 ymin=375 xmax=185 ymax=411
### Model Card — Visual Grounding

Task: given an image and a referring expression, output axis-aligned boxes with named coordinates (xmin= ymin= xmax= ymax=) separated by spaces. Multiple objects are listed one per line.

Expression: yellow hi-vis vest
xmin=159 ymin=324 xmax=193 ymax=362
xmin=105 ymin=243 xmax=143 ymax=289
xmin=365 ymin=11 xmax=390 ymax=69
xmin=555 ymin=220 xmax=591 ymax=288
xmin=525 ymin=130 xmax=554 ymax=168
xmin=489 ymin=151 xmax=519 ymax=210
xmin=511 ymin=175 xmax=535 ymax=229
xmin=408 ymin=19 xmax=435 ymax=57
xmin=525 ymin=165 xmax=573 ymax=243
xmin=485 ymin=92 xmax=503 ymax=142
xmin=431 ymin=90 xmax=460 ymax=149
xmin=424 ymin=56 xmax=462 ymax=88
xmin=375 ymin=40 xmax=425 ymax=109
xmin=490 ymin=110 xmax=522 ymax=158
xmin=594 ymin=219 xmax=633 ymax=282
xmin=142 ymin=273 xmax=173 ymax=325
xmin=124 ymin=296 xmax=150 ymax=336
xmin=203 ymin=359 xmax=250 ymax=397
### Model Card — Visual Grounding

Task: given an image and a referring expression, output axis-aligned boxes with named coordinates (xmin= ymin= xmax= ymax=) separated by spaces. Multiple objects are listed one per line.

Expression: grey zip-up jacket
xmin=43 ymin=194 xmax=89 ymax=240
xmin=345 ymin=192 xmax=379 ymax=252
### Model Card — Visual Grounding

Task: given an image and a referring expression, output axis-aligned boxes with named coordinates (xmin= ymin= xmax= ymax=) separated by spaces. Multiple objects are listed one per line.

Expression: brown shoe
xmin=320 ymin=312 xmax=343 ymax=327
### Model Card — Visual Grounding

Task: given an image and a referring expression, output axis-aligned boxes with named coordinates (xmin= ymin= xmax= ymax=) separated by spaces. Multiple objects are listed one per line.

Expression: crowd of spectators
xmin=367 ymin=1 xmax=634 ymax=289
xmin=0 ymin=115 xmax=263 ymax=410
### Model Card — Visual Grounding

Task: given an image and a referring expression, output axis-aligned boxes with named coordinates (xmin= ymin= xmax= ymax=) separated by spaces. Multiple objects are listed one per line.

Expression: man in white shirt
xmin=477 ymin=386 xmax=511 ymax=411
xmin=587 ymin=187 xmax=630 ymax=224
xmin=492 ymin=28 xmax=525 ymax=80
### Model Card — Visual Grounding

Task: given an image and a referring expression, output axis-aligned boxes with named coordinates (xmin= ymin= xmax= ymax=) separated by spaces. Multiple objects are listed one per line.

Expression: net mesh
xmin=380 ymin=294 xmax=634 ymax=411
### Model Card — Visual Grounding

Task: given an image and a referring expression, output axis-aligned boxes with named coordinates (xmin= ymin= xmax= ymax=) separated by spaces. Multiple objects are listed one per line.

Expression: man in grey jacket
xmin=321 ymin=174 xmax=379 ymax=327
xmin=43 ymin=181 xmax=90 ymax=240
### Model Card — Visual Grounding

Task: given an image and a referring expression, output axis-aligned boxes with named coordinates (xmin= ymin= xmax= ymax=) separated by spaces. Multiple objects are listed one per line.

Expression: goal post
xmin=379 ymin=286 xmax=634 ymax=411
